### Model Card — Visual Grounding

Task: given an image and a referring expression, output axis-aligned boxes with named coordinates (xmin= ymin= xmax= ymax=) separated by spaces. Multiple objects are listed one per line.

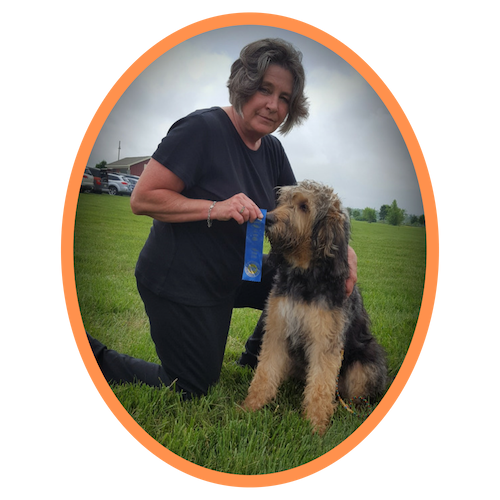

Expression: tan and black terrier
xmin=243 ymin=180 xmax=387 ymax=435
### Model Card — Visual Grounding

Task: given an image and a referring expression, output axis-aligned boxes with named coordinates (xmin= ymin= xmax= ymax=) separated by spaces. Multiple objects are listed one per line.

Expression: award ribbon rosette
xmin=242 ymin=209 xmax=267 ymax=282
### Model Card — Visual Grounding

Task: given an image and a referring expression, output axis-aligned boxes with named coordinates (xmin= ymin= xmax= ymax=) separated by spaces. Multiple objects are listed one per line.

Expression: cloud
xmin=88 ymin=41 xmax=233 ymax=164
xmin=87 ymin=26 xmax=423 ymax=215
xmin=280 ymin=58 xmax=421 ymax=213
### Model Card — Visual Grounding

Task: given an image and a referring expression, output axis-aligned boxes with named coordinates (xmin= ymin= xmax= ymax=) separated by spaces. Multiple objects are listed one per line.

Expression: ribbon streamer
xmin=242 ymin=209 xmax=267 ymax=282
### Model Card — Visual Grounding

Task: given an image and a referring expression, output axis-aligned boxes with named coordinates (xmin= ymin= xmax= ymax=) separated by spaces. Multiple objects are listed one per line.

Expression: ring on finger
xmin=239 ymin=206 xmax=246 ymax=214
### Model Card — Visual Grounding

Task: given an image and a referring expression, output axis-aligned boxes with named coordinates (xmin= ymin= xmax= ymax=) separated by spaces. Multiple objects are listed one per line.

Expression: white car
xmin=107 ymin=173 xmax=133 ymax=195
xmin=81 ymin=168 xmax=94 ymax=193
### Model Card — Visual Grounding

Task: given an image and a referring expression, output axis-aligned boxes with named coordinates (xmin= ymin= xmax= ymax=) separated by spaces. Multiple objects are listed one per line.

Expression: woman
xmin=88 ymin=38 xmax=357 ymax=398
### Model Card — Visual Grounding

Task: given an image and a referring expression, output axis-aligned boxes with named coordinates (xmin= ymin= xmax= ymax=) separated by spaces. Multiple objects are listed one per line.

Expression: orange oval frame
xmin=61 ymin=13 xmax=438 ymax=488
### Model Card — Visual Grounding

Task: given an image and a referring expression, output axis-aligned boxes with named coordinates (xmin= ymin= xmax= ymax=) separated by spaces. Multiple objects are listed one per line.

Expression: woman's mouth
xmin=258 ymin=115 xmax=275 ymax=125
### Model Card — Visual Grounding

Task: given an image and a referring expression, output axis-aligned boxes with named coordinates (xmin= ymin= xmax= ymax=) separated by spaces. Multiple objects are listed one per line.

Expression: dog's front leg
xmin=303 ymin=346 xmax=342 ymax=436
xmin=302 ymin=310 xmax=345 ymax=435
xmin=242 ymin=351 xmax=289 ymax=411
xmin=243 ymin=297 xmax=291 ymax=411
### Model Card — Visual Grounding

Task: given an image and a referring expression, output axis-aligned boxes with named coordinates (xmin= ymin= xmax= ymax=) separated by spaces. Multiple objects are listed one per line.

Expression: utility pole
xmin=118 ymin=141 xmax=121 ymax=160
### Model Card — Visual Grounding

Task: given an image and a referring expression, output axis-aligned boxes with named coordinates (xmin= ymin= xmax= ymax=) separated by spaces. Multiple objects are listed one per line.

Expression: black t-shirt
xmin=135 ymin=107 xmax=296 ymax=306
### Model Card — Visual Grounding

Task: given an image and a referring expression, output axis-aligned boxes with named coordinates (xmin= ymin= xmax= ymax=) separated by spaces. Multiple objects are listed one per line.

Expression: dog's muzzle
xmin=265 ymin=212 xmax=276 ymax=227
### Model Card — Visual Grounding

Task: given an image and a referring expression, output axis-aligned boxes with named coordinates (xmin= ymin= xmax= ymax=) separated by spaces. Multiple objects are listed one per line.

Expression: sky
xmin=88 ymin=25 xmax=423 ymax=216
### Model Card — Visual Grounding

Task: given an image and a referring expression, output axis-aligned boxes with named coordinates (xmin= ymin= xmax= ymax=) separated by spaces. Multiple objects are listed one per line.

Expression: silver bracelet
xmin=207 ymin=201 xmax=217 ymax=227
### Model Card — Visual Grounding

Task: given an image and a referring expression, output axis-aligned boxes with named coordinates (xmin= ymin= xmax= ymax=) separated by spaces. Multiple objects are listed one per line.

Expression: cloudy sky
xmin=88 ymin=25 xmax=423 ymax=215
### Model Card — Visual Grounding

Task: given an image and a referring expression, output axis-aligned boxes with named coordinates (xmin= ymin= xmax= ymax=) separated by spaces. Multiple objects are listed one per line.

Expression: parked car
xmin=88 ymin=167 xmax=109 ymax=194
xmin=107 ymin=173 xmax=133 ymax=196
xmin=80 ymin=168 xmax=94 ymax=193
xmin=120 ymin=174 xmax=139 ymax=191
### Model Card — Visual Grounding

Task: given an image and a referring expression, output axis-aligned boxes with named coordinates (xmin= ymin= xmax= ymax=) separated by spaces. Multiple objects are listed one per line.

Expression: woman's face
xmin=239 ymin=64 xmax=293 ymax=141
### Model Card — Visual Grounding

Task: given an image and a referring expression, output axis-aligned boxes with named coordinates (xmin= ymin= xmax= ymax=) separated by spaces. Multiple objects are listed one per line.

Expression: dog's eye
xmin=299 ymin=203 xmax=308 ymax=212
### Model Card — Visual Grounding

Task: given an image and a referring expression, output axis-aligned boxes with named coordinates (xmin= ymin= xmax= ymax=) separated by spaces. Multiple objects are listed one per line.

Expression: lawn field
xmin=73 ymin=193 xmax=426 ymax=475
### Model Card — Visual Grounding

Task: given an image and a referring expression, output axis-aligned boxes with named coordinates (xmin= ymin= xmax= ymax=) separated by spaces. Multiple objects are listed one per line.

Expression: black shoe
xmin=236 ymin=351 xmax=258 ymax=369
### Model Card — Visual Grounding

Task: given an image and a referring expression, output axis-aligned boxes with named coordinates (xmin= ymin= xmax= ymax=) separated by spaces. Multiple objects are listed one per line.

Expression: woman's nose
xmin=266 ymin=93 xmax=279 ymax=111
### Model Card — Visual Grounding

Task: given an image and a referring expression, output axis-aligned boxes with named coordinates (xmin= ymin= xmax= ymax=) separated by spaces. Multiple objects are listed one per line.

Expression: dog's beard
xmin=266 ymin=224 xmax=309 ymax=263
xmin=265 ymin=225 xmax=292 ymax=254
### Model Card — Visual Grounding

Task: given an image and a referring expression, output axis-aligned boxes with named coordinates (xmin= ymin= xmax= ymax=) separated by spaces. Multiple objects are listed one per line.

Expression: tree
xmin=387 ymin=200 xmax=405 ymax=226
xmin=363 ymin=207 xmax=377 ymax=223
xmin=95 ymin=160 xmax=107 ymax=169
xmin=419 ymin=214 xmax=425 ymax=226
xmin=379 ymin=204 xmax=390 ymax=221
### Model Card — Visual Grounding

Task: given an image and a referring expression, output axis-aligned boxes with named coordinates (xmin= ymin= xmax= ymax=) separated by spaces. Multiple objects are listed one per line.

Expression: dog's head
xmin=266 ymin=180 xmax=350 ymax=271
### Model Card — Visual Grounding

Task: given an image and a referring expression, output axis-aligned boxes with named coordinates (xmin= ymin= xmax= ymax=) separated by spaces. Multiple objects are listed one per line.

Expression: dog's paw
xmin=241 ymin=395 xmax=264 ymax=412
xmin=312 ymin=422 xmax=328 ymax=436
xmin=305 ymin=400 xmax=338 ymax=436
xmin=306 ymin=415 xmax=330 ymax=436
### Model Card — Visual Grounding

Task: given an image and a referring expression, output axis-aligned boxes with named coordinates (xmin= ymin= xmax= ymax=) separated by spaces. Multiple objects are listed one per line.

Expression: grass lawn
xmin=74 ymin=193 xmax=426 ymax=475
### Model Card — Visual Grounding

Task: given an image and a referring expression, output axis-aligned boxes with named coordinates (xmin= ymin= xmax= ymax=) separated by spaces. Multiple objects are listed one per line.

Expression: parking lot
xmin=80 ymin=168 xmax=139 ymax=196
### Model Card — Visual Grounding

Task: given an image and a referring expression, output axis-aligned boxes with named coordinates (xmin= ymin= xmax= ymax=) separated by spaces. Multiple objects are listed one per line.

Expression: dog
xmin=242 ymin=180 xmax=387 ymax=435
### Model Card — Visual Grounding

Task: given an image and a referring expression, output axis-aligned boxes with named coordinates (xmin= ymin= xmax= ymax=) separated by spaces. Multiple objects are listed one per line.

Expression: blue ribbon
xmin=242 ymin=209 xmax=267 ymax=282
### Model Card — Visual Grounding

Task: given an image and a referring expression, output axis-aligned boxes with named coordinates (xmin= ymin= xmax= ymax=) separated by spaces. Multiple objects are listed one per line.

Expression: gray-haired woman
xmin=88 ymin=38 xmax=357 ymax=398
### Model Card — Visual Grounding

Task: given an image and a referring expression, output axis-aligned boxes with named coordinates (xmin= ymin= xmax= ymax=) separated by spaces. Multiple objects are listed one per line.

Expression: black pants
xmin=88 ymin=256 xmax=275 ymax=398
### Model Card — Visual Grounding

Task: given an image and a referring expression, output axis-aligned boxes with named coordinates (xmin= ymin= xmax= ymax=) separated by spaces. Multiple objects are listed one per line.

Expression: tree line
xmin=92 ymin=160 xmax=422 ymax=227
xmin=347 ymin=200 xmax=424 ymax=227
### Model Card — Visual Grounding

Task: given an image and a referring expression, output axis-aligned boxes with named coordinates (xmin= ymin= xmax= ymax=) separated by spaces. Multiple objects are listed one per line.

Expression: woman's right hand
xmin=212 ymin=193 xmax=263 ymax=225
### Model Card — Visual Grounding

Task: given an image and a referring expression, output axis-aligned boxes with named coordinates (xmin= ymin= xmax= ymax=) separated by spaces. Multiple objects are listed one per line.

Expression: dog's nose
xmin=265 ymin=212 xmax=276 ymax=226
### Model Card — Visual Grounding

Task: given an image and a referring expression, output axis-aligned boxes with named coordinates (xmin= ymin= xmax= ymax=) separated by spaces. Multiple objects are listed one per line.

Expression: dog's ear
xmin=313 ymin=208 xmax=350 ymax=274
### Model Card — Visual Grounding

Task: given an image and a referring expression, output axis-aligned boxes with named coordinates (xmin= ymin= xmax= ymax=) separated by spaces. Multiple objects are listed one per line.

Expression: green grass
xmin=74 ymin=193 xmax=426 ymax=474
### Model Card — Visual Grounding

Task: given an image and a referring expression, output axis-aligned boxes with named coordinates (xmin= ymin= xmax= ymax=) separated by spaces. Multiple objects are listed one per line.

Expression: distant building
xmin=106 ymin=156 xmax=151 ymax=176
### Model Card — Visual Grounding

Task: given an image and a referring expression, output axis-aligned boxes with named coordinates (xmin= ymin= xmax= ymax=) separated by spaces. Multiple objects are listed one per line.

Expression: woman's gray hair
xmin=227 ymin=38 xmax=309 ymax=134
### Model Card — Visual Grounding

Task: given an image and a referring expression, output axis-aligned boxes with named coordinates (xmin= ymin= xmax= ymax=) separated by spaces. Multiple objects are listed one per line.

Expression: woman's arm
xmin=131 ymin=158 xmax=206 ymax=222
xmin=130 ymin=158 xmax=263 ymax=224
xmin=346 ymin=245 xmax=358 ymax=297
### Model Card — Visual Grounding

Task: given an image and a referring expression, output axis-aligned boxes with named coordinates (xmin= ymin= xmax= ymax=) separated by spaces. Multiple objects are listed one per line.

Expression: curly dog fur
xmin=243 ymin=180 xmax=387 ymax=435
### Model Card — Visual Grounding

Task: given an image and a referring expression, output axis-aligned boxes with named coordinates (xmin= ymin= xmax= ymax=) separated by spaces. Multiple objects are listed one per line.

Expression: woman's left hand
xmin=346 ymin=245 xmax=358 ymax=297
